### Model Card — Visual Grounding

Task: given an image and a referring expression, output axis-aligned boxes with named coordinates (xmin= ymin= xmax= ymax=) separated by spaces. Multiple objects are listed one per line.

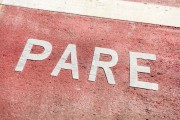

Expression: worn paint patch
xmin=0 ymin=0 xmax=4 ymax=11
xmin=129 ymin=0 xmax=180 ymax=7
xmin=0 ymin=5 xmax=2 ymax=11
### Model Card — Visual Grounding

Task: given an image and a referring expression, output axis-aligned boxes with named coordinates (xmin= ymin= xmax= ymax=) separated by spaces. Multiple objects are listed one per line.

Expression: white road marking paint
xmin=88 ymin=47 xmax=118 ymax=85
xmin=130 ymin=52 xmax=158 ymax=91
xmin=15 ymin=39 xmax=52 ymax=72
xmin=51 ymin=44 xmax=79 ymax=80
xmin=15 ymin=38 xmax=159 ymax=90
xmin=1 ymin=0 xmax=180 ymax=27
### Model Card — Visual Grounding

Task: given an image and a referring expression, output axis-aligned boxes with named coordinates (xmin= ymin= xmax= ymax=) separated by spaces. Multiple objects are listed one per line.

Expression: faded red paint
xmin=0 ymin=5 xmax=180 ymax=120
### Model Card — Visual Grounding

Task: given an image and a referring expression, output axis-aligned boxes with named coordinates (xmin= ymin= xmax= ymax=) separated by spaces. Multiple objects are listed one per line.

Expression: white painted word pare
xmin=15 ymin=39 xmax=159 ymax=91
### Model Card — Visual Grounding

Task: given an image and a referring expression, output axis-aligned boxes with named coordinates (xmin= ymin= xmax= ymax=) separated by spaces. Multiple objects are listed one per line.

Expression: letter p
xmin=15 ymin=39 xmax=52 ymax=72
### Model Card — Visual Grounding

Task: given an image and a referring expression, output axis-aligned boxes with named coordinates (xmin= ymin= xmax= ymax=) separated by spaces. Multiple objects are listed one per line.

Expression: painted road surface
xmin=0 ymin=0 xmax=180 ymax=120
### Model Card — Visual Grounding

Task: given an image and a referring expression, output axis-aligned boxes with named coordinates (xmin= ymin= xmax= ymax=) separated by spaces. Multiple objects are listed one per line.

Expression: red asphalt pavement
xmin=0 ymin=1 xmax=180 ymax=120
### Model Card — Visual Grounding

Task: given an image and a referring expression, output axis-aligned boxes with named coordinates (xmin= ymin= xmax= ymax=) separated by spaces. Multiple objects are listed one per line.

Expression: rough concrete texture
xmin=129 ymin=0 xmax=180 ymax=7
xmin=0 ymin=5 xmax=180 ymax=120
